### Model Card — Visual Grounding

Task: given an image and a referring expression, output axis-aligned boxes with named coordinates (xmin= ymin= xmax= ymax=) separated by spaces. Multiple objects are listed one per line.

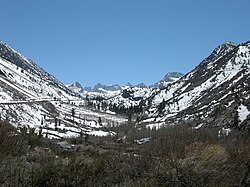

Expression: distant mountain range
xmin=67 ymin=72 xmax=183 ymax=94
xmin=67 ymin=82 xmax=121 ymax=94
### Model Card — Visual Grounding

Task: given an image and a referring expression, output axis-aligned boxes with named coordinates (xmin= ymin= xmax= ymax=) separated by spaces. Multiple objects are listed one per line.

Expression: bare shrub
xmin=0 ymin=120 xmax=27 ymax=157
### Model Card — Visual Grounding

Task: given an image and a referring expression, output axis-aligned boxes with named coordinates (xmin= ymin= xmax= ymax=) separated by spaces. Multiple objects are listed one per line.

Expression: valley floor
xmin=0 ymin=120 xmax=250 ymax=186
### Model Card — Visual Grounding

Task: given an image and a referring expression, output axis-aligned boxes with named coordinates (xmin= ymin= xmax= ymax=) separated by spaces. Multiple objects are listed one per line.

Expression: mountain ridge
xmin=0 ymin=40 xmax=249 ymax=136
xmin=67 ymin=71 xmax=183 ymax=95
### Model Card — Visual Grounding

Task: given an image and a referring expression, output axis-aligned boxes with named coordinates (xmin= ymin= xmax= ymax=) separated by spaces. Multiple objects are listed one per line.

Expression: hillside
xmin=0 ymin=41 xmax=126 ymax=138
xmin=142 ymin=41 xmax=250 ymax=132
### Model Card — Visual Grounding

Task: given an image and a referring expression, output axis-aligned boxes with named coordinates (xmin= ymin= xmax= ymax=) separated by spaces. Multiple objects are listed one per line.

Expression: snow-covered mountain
xmin=142 ymin=41 xmax=250 ymax=132
xmin=151 ymin=72 xmax=183 ymax=89
xmin=66 ymin=41 xmax=250 ymax=134
xmin=67 ymin=72 xmax=182 ymax=111
xmin=69 ymin=72 xmax=182 ymax=95
xmin=67 ymin=82 xmax=122 ymax=95
xmin=67 ymin=82 xmax=84 ymax=93
xmin=1 ymin=40 xmax=249 ymax=136
xmin=0 ymin=41 xmax=126 ymax=138
xmin=91 ymin=83 xmax=121 ymax=93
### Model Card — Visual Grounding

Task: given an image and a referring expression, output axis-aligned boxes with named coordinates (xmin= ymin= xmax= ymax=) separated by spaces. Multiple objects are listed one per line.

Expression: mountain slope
xmin=143 ymin=41 xmax=250 ymax=131
xmin=0 ymin=41 xmax=126 ymax=138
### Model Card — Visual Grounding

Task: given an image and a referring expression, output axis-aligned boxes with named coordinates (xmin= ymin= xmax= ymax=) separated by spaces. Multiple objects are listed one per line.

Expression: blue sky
xmin=1 ymin=0 xmax=250 ymax=87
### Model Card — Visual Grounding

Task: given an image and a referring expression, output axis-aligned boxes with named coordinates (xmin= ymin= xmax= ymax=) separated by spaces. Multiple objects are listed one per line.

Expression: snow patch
xmin=237 ymin=104 xmax=249 ymax=124
xmin=146 ymin=122 xmax=165 ymax=130
xmin=193 ymin=123 xmax=203 ymax=129
xmin=218 ymin=128 xmax=232 ymax=137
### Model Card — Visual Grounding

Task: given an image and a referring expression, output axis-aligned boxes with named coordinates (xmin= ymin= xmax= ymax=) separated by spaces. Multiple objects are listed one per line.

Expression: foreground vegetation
xmin=0 ymin=120 xmax=250 ymax=187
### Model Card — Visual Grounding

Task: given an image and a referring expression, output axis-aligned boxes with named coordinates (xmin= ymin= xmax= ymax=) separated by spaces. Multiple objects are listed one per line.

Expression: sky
xmin=1 ymin=0 xmax=250 ymax=87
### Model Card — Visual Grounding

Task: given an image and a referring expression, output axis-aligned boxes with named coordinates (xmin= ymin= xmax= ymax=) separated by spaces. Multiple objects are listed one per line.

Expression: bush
xmin=0 ymin=121 xmax=249 ymax=186
xmin=0 ymin=120 xmax=27 ymax=157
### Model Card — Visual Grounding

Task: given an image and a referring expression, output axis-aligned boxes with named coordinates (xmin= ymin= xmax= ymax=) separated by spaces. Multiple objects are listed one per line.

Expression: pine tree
xmin=71 ymin=108 xmax=75 ymax=123
xmin=98 ymin=117 xmax=102 ymax=126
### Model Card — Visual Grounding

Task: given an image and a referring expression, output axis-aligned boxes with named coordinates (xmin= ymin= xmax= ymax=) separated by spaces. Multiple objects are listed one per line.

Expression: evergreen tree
xmin=98 ymin=117 xmax=102 ymax=126
xmin=71 ymin=108 xmax=75 ymax=122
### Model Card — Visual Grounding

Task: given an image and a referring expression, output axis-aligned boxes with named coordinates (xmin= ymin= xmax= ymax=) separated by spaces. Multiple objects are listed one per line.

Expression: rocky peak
xmin=151 ymin=72 xmax=183 ymax=89
xmin=203 ymin=41 xmax=237 ymax=64
xmin=67 ymin=82 xmax=84 ymax=93
xmin=163 ymin=72 xmax=184 ymax=82
xmin=92 ymin=83 xmax=121 ymax=93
